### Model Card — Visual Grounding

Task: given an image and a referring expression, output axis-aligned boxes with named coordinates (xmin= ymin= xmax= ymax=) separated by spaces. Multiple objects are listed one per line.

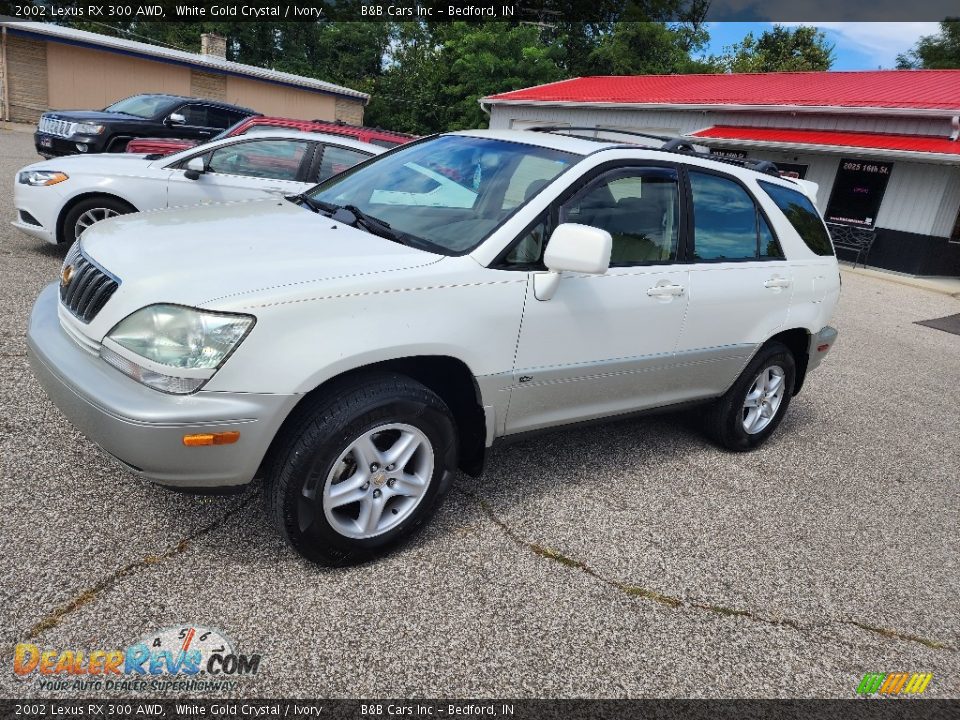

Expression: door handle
xmin=763 ymin=277 xmax=791 ymax=289
xmin=646 ymin=284 xmax=685 ymax=297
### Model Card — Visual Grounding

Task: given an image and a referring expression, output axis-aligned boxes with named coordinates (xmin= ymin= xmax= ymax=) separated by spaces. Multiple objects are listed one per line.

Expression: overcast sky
xmin=702 ymin=22 xmax=942 ymax=70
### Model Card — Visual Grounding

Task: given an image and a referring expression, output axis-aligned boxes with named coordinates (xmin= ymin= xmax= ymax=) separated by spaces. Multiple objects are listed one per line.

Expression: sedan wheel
xmin=74 ymin=207 xmax=120 ymax=238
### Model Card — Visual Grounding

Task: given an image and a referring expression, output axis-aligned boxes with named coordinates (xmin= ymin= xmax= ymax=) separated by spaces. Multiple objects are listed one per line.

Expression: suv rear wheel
xmin=265 ymin=372 xmax=458 ymax=565
xmin=705 ymin=342 xmax=797 ymax=451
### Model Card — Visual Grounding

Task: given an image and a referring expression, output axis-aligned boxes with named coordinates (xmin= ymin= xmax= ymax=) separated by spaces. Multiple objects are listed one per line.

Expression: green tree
xmin=718 ymin=25 xmax=834 ymax=73
xmin=896 ymin=20 xmax=960 ymax=68
xmin=584 ymin=21 xmax=714 ymax=75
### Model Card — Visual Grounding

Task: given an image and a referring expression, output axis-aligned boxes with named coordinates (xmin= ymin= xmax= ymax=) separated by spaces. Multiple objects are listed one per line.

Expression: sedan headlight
xmin=72 ymin=123 xmax=105 ymax=136
xmin=101 ymin=305 xmax=255 ymax=394
xmin=18 ymin=170 xmax=68 ymax=186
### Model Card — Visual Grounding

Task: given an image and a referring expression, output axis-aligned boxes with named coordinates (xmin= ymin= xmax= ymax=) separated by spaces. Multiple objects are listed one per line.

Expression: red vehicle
xmin=126 ymin=116 xmax=416 ymax=156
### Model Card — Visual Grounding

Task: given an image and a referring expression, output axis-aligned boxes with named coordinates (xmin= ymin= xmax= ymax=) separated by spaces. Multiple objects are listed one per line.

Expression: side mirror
xmin=166 ymin=112 xmax=186 ymax=126
xmin=183 ymin=156 xmax=206 ymax=180
xmin=534 ymin=223 xmax=612 ymax=301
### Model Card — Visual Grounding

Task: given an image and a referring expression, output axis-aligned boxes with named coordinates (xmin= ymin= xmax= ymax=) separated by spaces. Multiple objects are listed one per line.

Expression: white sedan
xmin=12 ymin=129 xmax=383 ymax=245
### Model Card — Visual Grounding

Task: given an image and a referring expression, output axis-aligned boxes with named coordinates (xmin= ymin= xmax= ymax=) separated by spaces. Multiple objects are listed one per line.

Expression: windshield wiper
xmin=340 ymin=205 xmax=406 ymax=244
xmin=291 ymin=194 xmax=335 ymax=214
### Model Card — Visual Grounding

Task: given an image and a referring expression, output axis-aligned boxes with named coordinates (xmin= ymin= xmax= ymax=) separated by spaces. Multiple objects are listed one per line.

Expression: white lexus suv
xmin=27 ymin=129 xmax=840 ymax=564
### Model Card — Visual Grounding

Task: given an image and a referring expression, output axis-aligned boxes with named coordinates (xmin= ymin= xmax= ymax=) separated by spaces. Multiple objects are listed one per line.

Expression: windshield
xmin=306 ymin=135 xmax=578 ymax=254
xmin=104 ymin=95 xmax=176 ymax=119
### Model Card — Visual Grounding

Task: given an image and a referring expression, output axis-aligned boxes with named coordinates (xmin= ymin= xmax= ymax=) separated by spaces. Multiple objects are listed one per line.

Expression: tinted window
xmin=308 ymin=135 xmax=577 ymax=254
xmin=370 ymin=139 xmax=402 ymax=148
xmin=206 ymin=107 xmax=237 ymax=129
xmin=178 ymin=104 xmax=208 ymax=126
xmin=759 ymin=214 xmax=784 ymax=259
xmin=208 ymin=139 xmax=308 ymax=180
xmin=759 ymin=180 xmax=834 ymax=256
xmin=316 ymin=145 xmax=371 ymax=182
xmin=562 ymin=167 xmax=679 ymax=265
xmin=690 ymin=172 xmax=759 ymax=261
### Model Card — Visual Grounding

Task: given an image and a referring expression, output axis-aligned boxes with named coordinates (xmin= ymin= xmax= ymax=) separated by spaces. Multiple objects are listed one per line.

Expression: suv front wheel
xmin=705 ymin=342 xmax=797 ymax=451
xmin=266 ymin=372 xmax=458 ymax=565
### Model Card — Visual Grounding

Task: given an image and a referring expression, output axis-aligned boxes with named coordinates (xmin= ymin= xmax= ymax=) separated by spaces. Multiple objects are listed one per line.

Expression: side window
xmin=206 ymin=107 xmax=235 ymax=130
xmin=316 ymin=146 xmax=371 ymax=182
xmin=207 ymin=140 xmax=309 ymax=181
xmin=504 ymin=215 xmax=549 ymax=267
xmin=759 ymin=214 xmax=784 ymax=259
xmin=560 ymin=167 xmax=680 ymax=265
xmin=177 ymin=104 xmax=208 ymax=127
xmin=758 ymin=180 xmax=834 ymax=256
xmin=689 ymin=172 xmax=760 ymax=261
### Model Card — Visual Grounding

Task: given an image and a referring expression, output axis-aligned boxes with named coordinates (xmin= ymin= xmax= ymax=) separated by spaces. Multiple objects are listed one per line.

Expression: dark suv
xmin=34 ymin=93 xmax=257 ymax=158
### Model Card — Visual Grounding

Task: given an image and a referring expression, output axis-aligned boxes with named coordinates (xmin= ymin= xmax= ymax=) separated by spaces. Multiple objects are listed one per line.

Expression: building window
xmin=825 ymin=158 xmax=893 ymax=228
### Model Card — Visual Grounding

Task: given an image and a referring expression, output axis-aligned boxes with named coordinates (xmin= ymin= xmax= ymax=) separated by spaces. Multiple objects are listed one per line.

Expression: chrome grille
xmin=38 ymin=116 xmax=74 ymax=138
xmin=59 ymin=245 xmax=120 ymax=323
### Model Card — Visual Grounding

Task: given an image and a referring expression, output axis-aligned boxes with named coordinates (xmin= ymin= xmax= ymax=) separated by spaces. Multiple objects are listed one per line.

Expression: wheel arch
xmin=764 ymin=327 xmax=811 ymax=395
xmin=260 ymin=355 xmax=488 ymax=481
xmin=56 ymin=192 xmax=138 ymax=244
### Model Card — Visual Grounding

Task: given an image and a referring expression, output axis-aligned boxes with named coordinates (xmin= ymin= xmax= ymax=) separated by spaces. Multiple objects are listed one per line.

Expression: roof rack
xmin=528 ymin=125 xmax=782 ymax=178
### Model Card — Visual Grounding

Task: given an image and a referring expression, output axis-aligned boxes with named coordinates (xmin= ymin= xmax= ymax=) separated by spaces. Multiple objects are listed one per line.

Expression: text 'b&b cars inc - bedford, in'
xmin=26 ymin=129 xmax=839 ymax=565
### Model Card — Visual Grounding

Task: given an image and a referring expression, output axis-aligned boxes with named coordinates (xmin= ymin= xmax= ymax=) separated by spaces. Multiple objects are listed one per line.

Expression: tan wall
xmin=46 ymin=43 xmax=191 ymax=111
xmin=335 ymin=97 xmax=364 ymax=126
xmin=5 ymin=35 xmax=48 ymax=123
xmin=190 ymin=70 xmax=226 ymax=101
xmin=3 ymin=37 xmax=365 ymax=125
xmin=225 ymin=75 xmax=344 ymax=121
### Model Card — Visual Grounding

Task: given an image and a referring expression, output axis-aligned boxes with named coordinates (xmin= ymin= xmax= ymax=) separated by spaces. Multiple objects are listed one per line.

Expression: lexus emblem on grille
xmin=60 ymin=264 xmax=74 ymax=286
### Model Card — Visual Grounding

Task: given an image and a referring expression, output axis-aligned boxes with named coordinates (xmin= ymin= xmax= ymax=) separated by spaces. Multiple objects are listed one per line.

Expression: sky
xmin=701 ymin=22 xmax=942 ymax=70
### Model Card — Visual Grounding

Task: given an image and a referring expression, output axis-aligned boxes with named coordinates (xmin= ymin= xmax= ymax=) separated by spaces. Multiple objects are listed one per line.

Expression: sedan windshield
xmin=306 ymin=135 xmax=578 ymax=254
xmin=104 ymin=95 xmax=176 ymax=119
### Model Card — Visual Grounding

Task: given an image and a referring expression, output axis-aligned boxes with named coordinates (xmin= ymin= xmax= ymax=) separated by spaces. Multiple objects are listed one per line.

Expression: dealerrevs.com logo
xmin=14 ymin=626 xmax=261 ymax=692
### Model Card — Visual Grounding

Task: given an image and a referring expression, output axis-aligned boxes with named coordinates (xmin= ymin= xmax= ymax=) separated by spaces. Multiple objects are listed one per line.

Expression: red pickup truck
xmin=127 ymin=116 xmax=415 ymax=156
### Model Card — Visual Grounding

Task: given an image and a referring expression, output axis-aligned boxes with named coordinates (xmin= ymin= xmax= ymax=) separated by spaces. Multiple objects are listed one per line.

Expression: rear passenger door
xmin=676 ymin=169 xmax=794 ymax=397
xmin=505 ymin=164 xmax=692 ymax=434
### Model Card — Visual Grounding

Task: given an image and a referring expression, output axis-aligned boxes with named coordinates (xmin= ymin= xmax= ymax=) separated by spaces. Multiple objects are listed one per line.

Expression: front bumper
xmin=27 ymin=284 xmax=299 ymax=488
xmin=34 ymin=132 xmax=106 ymax=158
xmin=807 ymin=325 xmax=838 ymax=373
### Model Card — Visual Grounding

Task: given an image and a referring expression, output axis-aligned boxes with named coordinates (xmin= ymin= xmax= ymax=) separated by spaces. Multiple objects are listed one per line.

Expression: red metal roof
xmin=486 ymin=71 xmax=960 ymax=111
xmin=689 ymin=125 xmax=960 ymax=156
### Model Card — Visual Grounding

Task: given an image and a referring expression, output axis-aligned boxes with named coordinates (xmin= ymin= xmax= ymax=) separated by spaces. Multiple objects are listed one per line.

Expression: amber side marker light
xmin=183 ymin=431 xmax=241 ymax=447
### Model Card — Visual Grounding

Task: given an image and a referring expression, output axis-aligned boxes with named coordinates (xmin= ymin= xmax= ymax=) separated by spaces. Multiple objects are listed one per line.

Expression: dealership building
xmin=0 ymin=20 xmax=368 ymax=126
xmin=483 ymin=71 xmax=960 ymax=277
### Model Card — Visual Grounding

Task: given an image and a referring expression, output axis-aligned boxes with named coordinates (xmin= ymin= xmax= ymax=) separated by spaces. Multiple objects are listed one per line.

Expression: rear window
xmin=759 ymin=180 xmax=834 ymax=256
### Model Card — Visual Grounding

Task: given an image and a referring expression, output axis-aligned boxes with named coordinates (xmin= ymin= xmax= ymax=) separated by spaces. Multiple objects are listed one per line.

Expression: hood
xmin=24 ymin=152 xmax=152 ymax=173
xmin=79 ymin=198 xmax=442 ymax=310
xmin=44 ymin=110 xmax=151 ymax=123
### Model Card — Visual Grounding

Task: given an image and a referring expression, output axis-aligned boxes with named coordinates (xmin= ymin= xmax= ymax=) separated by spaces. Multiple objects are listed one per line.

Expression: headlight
xmin=18 ymin=170 xmax=68 ymax=186
xmin=72 ymin=123 xmax=104 ymax=136
xmin=101 ymin=305 xmax=255 ymax=394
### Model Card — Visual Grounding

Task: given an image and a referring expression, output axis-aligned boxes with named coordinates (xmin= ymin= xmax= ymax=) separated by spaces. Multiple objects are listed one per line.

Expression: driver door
xmin=165 ymin=138 xmax=315 ymax=209
xmin=505 ymin=165 xmax=692 ymax=434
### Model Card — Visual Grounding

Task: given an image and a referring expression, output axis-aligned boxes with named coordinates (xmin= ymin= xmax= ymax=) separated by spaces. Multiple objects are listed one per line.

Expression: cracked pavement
xmin=1 ymin=128 xmax=958 ymax=698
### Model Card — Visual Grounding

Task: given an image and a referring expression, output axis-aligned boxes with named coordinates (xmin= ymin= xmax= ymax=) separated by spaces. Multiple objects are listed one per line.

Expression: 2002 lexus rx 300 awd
xmin=27 ymin=129 xmax=840 ymax=564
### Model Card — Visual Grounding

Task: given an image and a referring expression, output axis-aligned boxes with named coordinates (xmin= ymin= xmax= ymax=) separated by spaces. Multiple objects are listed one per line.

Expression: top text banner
xmin=0 ymin=0 xmax=956 ymax=23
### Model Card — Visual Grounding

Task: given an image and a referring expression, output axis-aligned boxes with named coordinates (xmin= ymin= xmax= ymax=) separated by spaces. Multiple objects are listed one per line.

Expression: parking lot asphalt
xmin=0 ymin=127 xmax=957 ymax=699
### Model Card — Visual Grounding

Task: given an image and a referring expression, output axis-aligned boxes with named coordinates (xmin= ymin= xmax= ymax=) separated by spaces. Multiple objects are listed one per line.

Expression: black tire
xmin=61 ymin=196 xmax=135 ymax=244
xmin=704 ymin=342 xmax=797 ymax=451
xmin=265 ymin=371 xmax=458 ymax=566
